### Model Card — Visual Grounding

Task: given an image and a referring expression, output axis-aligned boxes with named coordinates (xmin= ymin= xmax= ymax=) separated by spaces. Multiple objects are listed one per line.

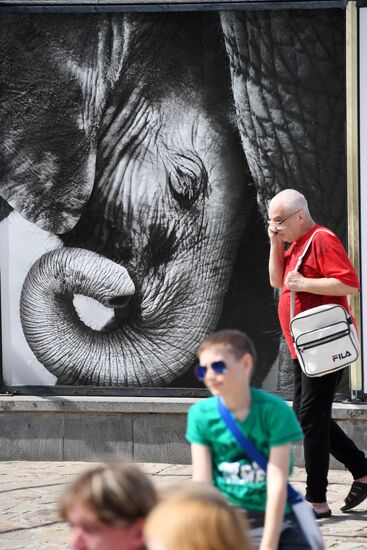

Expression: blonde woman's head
xmin=143 ymin=491 xmax=252 ymax=550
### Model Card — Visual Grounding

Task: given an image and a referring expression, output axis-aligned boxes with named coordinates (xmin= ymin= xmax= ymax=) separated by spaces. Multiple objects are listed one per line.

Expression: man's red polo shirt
xmin=278 ymin=225 xmax=360 ymax=359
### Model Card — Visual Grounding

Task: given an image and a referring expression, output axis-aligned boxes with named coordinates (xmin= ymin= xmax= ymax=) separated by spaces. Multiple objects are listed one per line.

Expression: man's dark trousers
xmin=292 ymin=360 xmax=367 ymax=503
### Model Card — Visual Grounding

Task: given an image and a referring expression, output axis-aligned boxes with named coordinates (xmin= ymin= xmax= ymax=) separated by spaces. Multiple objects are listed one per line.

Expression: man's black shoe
xmin=341 ymin=481 xmax=367 ymax=512
xmin=313 ymin=509 xmax=332 ymax=519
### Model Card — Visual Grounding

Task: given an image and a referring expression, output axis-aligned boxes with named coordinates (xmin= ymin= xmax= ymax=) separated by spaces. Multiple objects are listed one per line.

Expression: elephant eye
xmin=168 ymin=154 xmax=208 ymax=209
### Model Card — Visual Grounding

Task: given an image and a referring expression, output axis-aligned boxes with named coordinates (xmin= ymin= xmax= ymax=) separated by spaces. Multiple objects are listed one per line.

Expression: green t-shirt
xmin=186 ymin=388 xmax=303 ymax=512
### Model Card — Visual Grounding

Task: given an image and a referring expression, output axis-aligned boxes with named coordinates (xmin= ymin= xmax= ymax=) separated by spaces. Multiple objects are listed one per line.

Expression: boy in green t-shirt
xmin=186 ymin=329 xmax=308 ymax=550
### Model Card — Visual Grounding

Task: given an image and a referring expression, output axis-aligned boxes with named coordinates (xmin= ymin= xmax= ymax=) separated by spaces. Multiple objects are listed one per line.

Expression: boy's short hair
xmin=197 ymin=329 xmax=257 ymax=365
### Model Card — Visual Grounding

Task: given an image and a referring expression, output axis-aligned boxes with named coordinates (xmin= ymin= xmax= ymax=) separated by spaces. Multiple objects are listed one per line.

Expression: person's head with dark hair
xmin=194 ymin=329 xmax=257 ymax=398
xmin=197 ymin=329 xmax=257 ymax=365
xmin=60 ymin=462 xmax=157 ymax=550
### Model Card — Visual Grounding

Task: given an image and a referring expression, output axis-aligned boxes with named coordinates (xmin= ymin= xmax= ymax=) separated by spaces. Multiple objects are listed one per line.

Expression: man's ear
xmin=298 ymin=209 xmax=307 ymax=225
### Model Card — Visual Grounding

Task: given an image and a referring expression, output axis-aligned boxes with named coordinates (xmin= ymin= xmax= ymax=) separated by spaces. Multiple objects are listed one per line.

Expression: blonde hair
xmin=143 ymin=492 xmax=252 ymax=550
xmin=60 ymin=462 xmax=157 ymax=527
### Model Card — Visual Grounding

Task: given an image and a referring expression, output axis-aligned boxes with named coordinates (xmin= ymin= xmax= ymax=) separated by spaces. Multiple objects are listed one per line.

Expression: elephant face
xmin=1 ymin=13 xmax=251 ymax=386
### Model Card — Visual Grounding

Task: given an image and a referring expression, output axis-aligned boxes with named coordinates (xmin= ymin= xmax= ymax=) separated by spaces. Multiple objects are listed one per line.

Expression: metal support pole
xmin=346 ymin=0 xmax=363 ymax=397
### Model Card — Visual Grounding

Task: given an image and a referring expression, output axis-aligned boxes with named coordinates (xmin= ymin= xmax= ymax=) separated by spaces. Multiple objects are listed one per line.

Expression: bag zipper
xmin=298 ymin=328 xmax=351 ymax=351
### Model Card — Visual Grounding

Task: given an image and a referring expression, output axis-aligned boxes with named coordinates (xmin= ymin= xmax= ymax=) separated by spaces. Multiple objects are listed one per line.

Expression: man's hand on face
xmin=285 ymin=270 xmax=305 ymax=292
xmin=267 ymin=226 xmax=283 ymax=245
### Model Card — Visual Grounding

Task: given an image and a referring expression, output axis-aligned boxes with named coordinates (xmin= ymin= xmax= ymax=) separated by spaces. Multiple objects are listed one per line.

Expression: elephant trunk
xmin=20 ymin=247 xmax=211 ymax=386
xmin=19 ymin=247 xmax=145 ymax=385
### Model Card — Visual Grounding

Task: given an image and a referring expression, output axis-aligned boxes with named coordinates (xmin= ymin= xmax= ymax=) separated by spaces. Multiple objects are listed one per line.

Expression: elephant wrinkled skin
xmin=0 ymin=13 xmax=251 ymax=386
xmin=0 ymin=8 xmax=347 ymax=387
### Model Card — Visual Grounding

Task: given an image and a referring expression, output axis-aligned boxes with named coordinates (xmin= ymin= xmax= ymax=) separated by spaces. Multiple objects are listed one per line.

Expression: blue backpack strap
xmin=217 ymin=397 xmax=302 ymax=505
xmin=217 ymin=397 xmax=268 ymax=470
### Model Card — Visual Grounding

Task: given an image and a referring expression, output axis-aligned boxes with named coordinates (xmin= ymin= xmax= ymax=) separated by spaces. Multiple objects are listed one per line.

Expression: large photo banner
xmin=0 ymin=7 xmax=348 ymax=389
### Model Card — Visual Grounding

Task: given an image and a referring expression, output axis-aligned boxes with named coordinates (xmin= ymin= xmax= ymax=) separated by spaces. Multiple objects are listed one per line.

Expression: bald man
xmin=268 ymin=189 xmax=367 ymax=518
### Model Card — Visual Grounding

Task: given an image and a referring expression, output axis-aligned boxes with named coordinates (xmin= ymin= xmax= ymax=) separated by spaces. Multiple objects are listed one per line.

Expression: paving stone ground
xmin=0 ymin=462 xmax=366 ymax=549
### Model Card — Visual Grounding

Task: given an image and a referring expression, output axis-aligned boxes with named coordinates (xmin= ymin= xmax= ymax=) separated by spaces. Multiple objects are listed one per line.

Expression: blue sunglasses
xmin=194 ymin=360 xmax=227 ymax=381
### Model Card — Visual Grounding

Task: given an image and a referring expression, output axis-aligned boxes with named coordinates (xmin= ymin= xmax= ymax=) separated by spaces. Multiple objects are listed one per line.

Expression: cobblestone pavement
xmin=0 ymin=462 xmax=366 ymax=549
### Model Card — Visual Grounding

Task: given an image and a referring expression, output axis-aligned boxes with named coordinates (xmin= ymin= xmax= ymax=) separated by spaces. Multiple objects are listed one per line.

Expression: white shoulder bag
xmin=289 ymin=229 xmax=359 ymax=377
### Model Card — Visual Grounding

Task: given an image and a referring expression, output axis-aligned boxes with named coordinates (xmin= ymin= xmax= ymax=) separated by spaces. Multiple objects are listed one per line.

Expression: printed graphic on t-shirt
xmin=218 ymin=460 xmax=265 ymax=485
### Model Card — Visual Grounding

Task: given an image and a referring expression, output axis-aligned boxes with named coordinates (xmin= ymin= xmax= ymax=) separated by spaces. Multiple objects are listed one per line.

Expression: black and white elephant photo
xmin=0 ymin=6 xmax=347 ymax=388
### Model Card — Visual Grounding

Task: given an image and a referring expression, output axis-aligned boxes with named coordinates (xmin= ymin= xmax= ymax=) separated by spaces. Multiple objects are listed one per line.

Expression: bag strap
xmin=290 ymin=229 xmax=335 ymax=319
xmin=217 ymin=397 xmax=302 ymax=504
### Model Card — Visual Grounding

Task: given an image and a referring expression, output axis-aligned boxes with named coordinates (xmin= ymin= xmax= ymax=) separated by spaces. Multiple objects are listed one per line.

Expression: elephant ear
xmin=0 ymin=14 xmax=109 ymax=233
